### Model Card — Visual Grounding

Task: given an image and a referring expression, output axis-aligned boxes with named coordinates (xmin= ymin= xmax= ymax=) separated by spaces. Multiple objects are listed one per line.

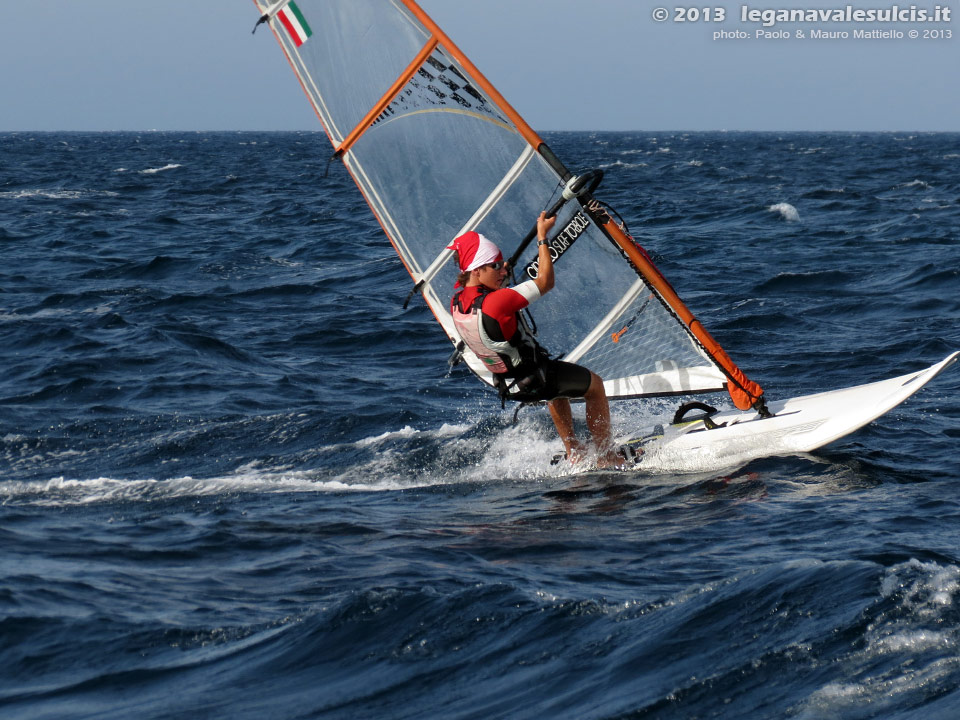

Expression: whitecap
xmin=0 ymin=400 xmax=680 ymax=507
xmin=356 ymin=425 xmax=421 ymax=447
xmin=0 ymin=188 xmax=119 ymax=200
xmin=140 ymin=163 xmax=182 ymax=175
xmin=355 ymin=423 xmax=470 ymax=448
xmin=876 ymin=630 xmax=950 ymax=653
xmin=598 ymin=160 xmax=647 ymax=170
xmin=896 ymin=179 xmax=930 ymax=190
xmin=0 ymin=468 xmax=396 ymax=506
xmin=769 ymin=202 xmax=800 ymax=222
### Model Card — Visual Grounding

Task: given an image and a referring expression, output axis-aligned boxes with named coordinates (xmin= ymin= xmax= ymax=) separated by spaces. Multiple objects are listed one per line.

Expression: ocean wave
xmin=801 ymin=187 xmax=846 ymax=199
xmin=1 ymin=131 xmax=958 ymax=720
xmin=753 ymin=269 xmax=851 ymax=294
xmin=796 ymin=559 xmax=960 ymax=718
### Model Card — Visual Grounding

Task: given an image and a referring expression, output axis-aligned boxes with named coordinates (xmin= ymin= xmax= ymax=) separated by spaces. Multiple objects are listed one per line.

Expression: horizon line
xmin=3 ymin=128 xmax=959 ymax=134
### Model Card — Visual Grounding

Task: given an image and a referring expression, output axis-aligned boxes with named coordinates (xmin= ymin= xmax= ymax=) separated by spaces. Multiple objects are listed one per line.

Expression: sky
xmin=0 ymin=0 xmax=957 ymax=132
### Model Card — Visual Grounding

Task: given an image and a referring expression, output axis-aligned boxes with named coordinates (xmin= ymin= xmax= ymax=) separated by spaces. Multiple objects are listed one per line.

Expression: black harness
xmin=454 ymin=287 xmax=550 ymax=405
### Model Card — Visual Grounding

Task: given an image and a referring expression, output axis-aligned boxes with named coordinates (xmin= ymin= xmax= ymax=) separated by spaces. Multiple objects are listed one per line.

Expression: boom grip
xmin=507 ymin=169 xmax=604 ymax=268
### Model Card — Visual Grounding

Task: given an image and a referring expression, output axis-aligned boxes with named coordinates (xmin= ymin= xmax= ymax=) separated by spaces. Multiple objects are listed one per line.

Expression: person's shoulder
xmin=483 ymin=281 xmax=539 ymax=313
xmin=509 ymin=279 xmax=541 ymax=304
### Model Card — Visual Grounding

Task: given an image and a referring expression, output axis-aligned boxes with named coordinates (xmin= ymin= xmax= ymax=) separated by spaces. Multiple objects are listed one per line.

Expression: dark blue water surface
xmin=1 ymin=131 xmax=959 ymax=719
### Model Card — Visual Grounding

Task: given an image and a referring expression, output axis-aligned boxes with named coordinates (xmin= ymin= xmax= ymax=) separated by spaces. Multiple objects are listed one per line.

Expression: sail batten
xmin=253 ymin=0 xmax=765 ymax=407
xmin=336 ymin=36 xmax=439 ymax=156
xmin=413 ymin=144 xmax=537 ymax=290
xmin=565 ymin=279 xmax=647 ymax=363
xmin=395 ymin=1 xmax=545 ymax=150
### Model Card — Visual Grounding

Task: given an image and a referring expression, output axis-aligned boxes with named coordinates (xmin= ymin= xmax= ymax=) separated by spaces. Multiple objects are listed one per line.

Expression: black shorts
xmin=498 ymin=359 xmax=592 ymax=403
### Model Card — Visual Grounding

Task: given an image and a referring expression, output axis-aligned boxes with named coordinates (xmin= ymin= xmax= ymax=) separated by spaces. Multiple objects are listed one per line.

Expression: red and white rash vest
xmin=450 ymin=280 xmax=542 ymax=378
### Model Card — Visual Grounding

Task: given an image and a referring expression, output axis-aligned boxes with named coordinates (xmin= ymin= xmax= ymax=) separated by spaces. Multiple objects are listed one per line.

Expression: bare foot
xmin=565 ymin=440 xmax=589 ymax=465
xmin=595 ymin=448 xmax=626 ymax=469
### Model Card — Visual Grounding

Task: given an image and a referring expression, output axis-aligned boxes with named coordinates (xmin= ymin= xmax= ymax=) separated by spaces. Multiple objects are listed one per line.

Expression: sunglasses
xmin=484 ymin=261 xmax=505 ymax=270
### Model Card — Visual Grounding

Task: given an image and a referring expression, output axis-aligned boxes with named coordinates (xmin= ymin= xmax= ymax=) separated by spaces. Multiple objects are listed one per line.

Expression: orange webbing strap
xmin=335 ymin=36 xmax=439 ymax=155
xmin=600 ymin=218 xmax=765 ymax=411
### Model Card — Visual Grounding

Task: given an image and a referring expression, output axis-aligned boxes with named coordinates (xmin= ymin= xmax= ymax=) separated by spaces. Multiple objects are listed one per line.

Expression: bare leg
xmin=584 ymin=372 xmax=620 ymax=466
xmin=548 ymin=397 xmax=586 ymax=462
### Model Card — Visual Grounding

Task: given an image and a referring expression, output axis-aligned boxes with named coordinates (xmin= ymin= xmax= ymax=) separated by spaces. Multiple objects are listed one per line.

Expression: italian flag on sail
xmin=277 ymin=1 xmax=312 ymax=47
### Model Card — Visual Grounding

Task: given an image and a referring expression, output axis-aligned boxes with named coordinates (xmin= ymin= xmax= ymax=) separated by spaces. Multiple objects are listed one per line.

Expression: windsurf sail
xmin=251 ymin=0 xmax=765 ymax=411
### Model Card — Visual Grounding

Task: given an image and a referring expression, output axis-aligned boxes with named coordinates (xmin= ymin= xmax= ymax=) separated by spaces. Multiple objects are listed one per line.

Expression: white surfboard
xmin=626 ymin=352 xmax=958 ymax=473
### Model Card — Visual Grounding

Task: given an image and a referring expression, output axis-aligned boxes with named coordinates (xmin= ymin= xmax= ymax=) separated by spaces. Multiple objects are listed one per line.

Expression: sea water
xmin=1 ymin=131 xmax=959 ymax=718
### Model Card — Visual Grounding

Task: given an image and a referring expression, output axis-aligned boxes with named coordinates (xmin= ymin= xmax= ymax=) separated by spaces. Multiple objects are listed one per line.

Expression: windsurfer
xmin=449 ymin=212 xmax=620 ymax=466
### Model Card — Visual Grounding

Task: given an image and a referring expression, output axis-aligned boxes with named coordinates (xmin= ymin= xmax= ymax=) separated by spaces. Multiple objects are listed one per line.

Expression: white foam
xmin=897 ymin=179 xmax=930 ymax=189
xmin=598 ymin=160 xmax=648 ymax=170
xmin=881 ymin=558 xmax=960 ymax=616
xmin=140 ymin=164 xmax=182 ymax=175
xmin=0 ymin=189 xmax=119 ymax=200
xmin=796 ymin=559 xmax=960 ymax=717
xmin=0 ymin=401 xmax=682 ymax=507
xmin=356 ymin=426 xmax=420 ymax=447
xmin=876 ymin=629 xmax=949 ymax=653
xmin=355 ymin=422 xmax=471 ymax=448
xmin=0 ymin=416 xmax=540 ymax=506
xmin=798 ymin=659 xmax=960 ymax=718
xmin=0 ymin=468 xmax=407 ymax=507
xmin=0 ymin=308 xmax=73 ymax=322
xmin=769 ymin=202 xmax=800 ymax=222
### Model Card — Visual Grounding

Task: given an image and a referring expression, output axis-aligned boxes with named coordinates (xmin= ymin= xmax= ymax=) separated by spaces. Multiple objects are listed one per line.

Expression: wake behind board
xmin=611 ymin=352 xmax=958 ymax=473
